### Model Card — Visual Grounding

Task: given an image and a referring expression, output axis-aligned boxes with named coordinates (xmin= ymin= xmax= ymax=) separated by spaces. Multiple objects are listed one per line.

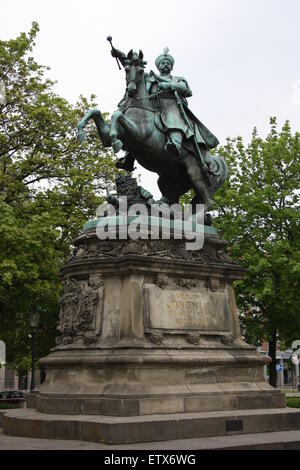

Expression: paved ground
xmin=1 ymin=427 xmax=300 ymax=450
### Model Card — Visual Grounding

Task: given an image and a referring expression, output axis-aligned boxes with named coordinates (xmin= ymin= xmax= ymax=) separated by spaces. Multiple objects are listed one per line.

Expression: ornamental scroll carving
xmin=221 ymin=334 xmax=235 ymax=346
xmin=177 ymin=278 xmax=197 ymax=289
xmin=69 ymin=238 xmax=237 ymax=266
xmin=146 ymin=332 xmax=164 ymax=345
xmin=185 ymin=333 xmax=201 ymax=345
xmin=155 ymin=273 xmax=169 ymax=289
xmin=56 ymin=274 xmax=104 ymax=345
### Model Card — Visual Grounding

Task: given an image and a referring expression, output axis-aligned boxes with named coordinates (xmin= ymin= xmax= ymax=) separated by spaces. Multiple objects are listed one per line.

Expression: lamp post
xmin=29 ymin=311 xmax=40 ymax=391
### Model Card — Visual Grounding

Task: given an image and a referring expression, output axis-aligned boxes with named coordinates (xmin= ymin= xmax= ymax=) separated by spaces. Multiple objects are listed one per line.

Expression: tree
xmin=0 ymin=23 xmax=117 ymax=370
xmin=213 ymin=118 xmax=300 ymax=386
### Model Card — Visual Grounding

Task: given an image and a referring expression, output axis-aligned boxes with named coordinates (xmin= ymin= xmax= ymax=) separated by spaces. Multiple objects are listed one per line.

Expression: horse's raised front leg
xmin=77 ymin=109 xmax=111 ymax=147
xmin=110 ymin=110 xmax=139 ymax=153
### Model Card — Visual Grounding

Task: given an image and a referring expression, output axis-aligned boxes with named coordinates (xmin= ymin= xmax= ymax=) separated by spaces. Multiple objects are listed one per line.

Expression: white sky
xmin=2 ymin=0 xmax=300 ymax=198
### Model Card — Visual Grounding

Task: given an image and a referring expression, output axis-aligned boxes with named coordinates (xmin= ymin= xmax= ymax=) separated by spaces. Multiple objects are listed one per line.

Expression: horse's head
xmin=125 ymin=49 xmax=147 ymax=97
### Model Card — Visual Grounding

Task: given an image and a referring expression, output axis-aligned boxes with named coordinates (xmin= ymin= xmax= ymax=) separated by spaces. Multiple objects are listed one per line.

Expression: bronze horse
xmin=77 ymin=50 xmax=227 ymax=212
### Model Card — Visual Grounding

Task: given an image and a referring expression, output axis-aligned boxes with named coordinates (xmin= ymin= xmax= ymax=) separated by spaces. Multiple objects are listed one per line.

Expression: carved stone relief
xmin=122 ymin=240 xmax=148 ymax=255
xmin=177 ymin=278 xmax=197 ymax=289
xmin=146 ymin=332 xmax=164 ymax=345
xmin=155 ymin=273 xmax=169 ymax=289
xmin=68 ymin=235 xmax=237 ymax=267
xmin=72 ymin=242 xmax=123 ymax=260
xmin=56 ymin=274 xmax=104 ymax=346
xmin=206 ymin=278 xmax=220 ymax=292
xmin=221 ymin=334 xmax=235 ymax=346
xmin=185 ymin=333 xmax=201 ymax=345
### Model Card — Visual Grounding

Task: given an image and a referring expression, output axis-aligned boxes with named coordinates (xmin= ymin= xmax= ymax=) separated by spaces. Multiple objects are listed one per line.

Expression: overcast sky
xmin=2 ymin=0 xmax=300 ymax=198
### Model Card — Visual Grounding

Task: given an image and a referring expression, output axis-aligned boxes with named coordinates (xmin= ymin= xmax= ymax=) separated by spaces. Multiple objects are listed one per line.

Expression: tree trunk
xmin=269 ymin=330 xmax=277 ymax=387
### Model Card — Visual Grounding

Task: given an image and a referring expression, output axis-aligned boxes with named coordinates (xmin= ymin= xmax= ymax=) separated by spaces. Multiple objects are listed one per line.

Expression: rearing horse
xmin=77 ymin=50 xmax=227 ymax=211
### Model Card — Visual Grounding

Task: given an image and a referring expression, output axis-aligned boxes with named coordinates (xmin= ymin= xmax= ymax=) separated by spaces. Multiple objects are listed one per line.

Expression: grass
xmin=0 ymin=403 xmax=21 ymax=409
xmin=286 ymin=397 xmax=300 ymax=408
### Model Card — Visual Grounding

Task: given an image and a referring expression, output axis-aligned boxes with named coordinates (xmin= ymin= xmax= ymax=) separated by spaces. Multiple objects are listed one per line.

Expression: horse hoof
xmin=204 ymin=213 xmax=213 ymax=226
xmin=77 ymin=129 xmax=87 ymax=143
xmin=112 ymin=139 xmax=123 ymax=153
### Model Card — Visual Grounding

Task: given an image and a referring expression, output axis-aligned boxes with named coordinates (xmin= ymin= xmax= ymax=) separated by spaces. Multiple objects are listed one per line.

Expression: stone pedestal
xmin=35 ymin=224 xmax=283 ymax=416
xmin=3 ymin=222 xmax=288 ymax=443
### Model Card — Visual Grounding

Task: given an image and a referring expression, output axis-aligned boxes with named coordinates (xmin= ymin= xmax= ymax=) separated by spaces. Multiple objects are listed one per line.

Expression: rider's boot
xmin=112 ymin=139 xmax=123 ymax=153
xmin=165 ymin=131 xmax=183 ymax=156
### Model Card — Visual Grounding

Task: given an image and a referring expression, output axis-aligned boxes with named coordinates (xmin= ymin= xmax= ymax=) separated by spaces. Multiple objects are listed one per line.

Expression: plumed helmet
xmin=155 ymin=47 xmax=174 ymax=69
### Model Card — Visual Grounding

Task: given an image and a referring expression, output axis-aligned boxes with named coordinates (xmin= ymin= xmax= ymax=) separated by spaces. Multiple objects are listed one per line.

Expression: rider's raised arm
xmin=170 ymin=77 xmax=192 ymax=98
xmin=111 ymin=48 xmax=127 ymax=67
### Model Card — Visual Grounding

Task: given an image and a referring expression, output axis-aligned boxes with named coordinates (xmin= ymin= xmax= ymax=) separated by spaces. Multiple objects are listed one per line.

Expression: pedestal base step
xmin=196 ymin=430 xmax=300 ymax=450
xmin=34 ymin=389 xmax=285 ymax=416
xmin=3 ymin=407 xmax=300 ymax=445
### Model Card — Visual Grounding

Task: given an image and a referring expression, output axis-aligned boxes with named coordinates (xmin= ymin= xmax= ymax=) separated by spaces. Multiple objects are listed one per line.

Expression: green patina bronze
xmin=77 ymin=39 xmax=228 ymax=212
xmin=83 ymin=216 xmax=217 ymax=235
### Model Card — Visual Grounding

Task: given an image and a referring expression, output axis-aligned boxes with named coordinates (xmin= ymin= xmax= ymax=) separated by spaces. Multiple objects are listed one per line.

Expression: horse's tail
xmin=208 ymin=154 xmax=228 ymax=190
xmin=216 ymin=155 xmax=228 ymax=187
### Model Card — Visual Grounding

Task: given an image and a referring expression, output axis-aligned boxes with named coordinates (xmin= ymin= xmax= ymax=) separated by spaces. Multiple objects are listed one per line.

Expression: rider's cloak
xmin=146 ymin=71 xmax=219 ymax=150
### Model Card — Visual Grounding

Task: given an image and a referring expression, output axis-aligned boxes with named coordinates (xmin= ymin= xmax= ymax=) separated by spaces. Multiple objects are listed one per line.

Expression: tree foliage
xmin=0 ymin=23 xmax=116 ymax=367
xmin=213 ymin=118 xmax=300 ymax=349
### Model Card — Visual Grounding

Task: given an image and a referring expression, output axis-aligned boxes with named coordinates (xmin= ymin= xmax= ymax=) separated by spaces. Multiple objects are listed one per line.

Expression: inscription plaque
xmin=144 ymin=286 xmax=231 ymax=331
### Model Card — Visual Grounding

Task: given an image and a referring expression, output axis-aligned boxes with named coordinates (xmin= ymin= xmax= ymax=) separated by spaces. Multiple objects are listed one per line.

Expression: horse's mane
xmin=125 ymin=49 xmax=147 ymax=68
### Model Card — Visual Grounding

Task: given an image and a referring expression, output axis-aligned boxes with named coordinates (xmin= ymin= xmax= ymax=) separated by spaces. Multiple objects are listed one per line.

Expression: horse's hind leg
xmin=190 ymin=193 xmax=212 ymax=224
xmin=181 ymin=153 xmax=212 ymax=211
xmin=157 ymin=174 xmax=190 ymax=204
xmin=110 ymin=111 xmax=124 ymax=153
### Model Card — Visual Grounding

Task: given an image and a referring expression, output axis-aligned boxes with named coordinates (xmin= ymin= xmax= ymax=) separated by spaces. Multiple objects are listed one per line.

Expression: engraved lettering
xmin=147 ymin=287 xmax=230 ymax=331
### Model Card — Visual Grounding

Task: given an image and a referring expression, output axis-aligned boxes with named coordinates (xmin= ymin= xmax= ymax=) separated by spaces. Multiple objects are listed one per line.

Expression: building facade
xmin=258 ymin=341 xmax=300 ymax=389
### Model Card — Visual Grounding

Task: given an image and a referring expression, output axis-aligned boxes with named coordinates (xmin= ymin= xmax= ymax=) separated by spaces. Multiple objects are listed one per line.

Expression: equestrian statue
xmin=77 ymin=38 xmax=228 ymax=214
